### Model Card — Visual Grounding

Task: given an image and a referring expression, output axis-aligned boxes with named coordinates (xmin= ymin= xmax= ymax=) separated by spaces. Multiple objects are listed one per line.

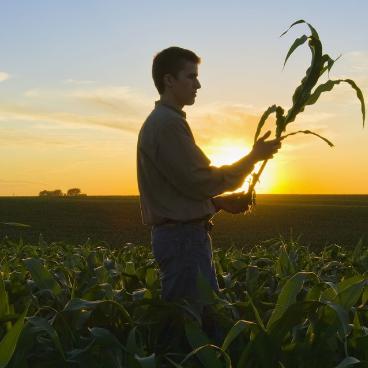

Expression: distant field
xmin=0 ymin=195 xmax=367 ymax=250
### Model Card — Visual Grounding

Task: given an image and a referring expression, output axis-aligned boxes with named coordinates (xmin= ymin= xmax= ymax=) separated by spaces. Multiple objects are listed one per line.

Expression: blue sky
xmin=1 ymin=1 xmax=367 ymax=195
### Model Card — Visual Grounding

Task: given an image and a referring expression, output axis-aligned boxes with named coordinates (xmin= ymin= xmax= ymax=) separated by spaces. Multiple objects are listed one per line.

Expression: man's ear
xmin=163 ymin=73 xmax=174 ymax=89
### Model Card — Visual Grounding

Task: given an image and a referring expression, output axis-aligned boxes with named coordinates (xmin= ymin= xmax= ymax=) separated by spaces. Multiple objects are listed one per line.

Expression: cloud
xmin=24 ymin=89 xmax=41 ymax=97
xmin=1 ymin=85 xmax=154 ymax=137
xmin=0 ymin=179 xmax=48 ymax=185
xmin=188 ymin=101 xmax=335 ymax=147
xmin=188 ymin=101 xmax=260 ymax=144
xmin=0 ymin=105 xmax=142 ymax=134
xmin=0 ymin=127 xmax=80 ymax=147
xmin=64 ymin=78 xmax=96 ymax=85
xmin=0 ymin=72 xmax=10 ymax=82
xmin=69 ymin=86 xmax=152 ymax=117
xmin=342 ymin=51 xmax=368 ymax=74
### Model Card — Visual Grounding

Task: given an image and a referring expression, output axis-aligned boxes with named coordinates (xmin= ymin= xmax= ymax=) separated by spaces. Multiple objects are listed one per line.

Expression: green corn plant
xmin=245 ymin=19 xmax=366 ymax=213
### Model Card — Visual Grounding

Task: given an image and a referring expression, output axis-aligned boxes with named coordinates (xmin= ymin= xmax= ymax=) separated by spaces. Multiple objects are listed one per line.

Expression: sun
xmin=203 ymin=139 xmax=279 ymax=194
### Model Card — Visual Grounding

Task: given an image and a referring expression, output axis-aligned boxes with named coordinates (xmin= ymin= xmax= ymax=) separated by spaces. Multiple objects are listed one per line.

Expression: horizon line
xmin=1 ymin=193 xmax=368 ymax=198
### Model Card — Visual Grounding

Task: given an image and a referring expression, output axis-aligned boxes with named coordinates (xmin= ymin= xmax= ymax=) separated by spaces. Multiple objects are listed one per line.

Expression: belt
xmin=153 ymin=216 xmax=214 ymax=231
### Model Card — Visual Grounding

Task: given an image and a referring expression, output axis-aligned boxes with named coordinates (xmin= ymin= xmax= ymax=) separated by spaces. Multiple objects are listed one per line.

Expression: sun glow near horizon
xmin=203 ymin=139 xmax=281 ymax=194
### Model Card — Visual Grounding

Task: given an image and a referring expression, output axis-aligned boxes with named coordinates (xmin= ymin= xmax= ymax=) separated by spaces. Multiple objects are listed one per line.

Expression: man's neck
xmin=159 ymin=95 xmax=184 ymax=112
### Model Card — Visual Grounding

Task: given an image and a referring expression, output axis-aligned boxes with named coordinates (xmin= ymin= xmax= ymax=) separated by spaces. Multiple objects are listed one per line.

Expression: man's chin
xmin=181 ymin=96 xmax=196 ymax=106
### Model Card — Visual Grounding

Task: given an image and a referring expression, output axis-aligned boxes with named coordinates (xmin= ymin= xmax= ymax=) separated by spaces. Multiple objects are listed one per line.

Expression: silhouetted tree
xmin=39 ymin=189 xmax=64 ymax=197
xmin=67 ymin=188 xmax=81 ymax=196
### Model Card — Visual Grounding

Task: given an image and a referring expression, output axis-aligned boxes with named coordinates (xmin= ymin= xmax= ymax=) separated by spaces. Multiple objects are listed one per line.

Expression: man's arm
xmin=155 ymin=119 xmax=280 ymax=201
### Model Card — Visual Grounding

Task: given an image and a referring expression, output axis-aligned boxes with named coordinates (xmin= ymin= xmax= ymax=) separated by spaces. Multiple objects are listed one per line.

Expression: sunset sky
xmin=1 ymin=0 xmax=367 ymax=196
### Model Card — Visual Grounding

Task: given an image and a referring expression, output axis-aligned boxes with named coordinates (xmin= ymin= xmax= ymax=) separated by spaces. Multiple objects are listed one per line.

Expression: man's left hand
xmin=212 ymin=192 xmax=253 ymax=214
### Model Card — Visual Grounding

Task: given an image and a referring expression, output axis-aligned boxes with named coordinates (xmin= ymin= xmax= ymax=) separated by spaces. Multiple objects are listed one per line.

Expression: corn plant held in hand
xmin=244 ymin=20 xmax=365 ymax=214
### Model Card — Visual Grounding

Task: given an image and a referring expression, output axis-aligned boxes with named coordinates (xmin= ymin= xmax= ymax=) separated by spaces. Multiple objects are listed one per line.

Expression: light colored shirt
xmin=136 ymin=100 xmax=256 ymax=226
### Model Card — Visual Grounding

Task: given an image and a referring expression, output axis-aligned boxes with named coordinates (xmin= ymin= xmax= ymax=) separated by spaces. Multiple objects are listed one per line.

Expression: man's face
xmin=164 ymin=61 xmax=201 ymax=106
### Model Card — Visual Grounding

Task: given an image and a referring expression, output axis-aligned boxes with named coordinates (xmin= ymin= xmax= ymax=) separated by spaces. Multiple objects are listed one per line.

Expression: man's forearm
xmin=228 ymin=152 xmax=257 ymax=176
xmin=213 ymin=152 xmax=257 ymax=195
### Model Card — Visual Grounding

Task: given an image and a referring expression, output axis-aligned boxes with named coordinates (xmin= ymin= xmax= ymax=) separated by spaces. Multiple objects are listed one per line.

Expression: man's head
xmin=152 ymin=46 xmax=201 ymax=106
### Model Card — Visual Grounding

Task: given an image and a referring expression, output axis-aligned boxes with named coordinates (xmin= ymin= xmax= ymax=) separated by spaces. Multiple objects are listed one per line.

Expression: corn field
xmin=0 ymin=234 xmax=368 ymax=367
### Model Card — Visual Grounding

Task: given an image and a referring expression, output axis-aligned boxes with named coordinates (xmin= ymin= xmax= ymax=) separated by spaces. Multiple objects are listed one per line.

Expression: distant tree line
xmin=38 ymin=188 xmax=87 ymax=197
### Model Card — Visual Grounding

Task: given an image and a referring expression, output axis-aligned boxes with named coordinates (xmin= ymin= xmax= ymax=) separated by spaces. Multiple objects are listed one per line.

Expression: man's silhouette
xmin=136 ymin=46 xmax=280 ymax=343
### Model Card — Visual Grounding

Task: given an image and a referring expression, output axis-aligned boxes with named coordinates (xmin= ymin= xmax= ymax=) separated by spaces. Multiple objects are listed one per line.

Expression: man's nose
xmin=196 ymin=80 xmax=201 ymax=89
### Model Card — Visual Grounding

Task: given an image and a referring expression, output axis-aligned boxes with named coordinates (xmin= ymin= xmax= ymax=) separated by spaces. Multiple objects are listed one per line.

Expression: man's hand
xmin=250 ymin=130 xmax=281 ymax=162
xmin=211 ymin=191 xmax=254 ymax=214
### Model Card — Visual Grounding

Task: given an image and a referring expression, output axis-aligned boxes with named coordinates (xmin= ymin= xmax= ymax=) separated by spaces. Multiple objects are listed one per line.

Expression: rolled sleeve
xmin=155 ymin=118 xmax=255 ymax=201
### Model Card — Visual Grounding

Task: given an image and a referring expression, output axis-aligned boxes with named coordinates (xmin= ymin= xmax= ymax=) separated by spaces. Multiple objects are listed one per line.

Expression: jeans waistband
xmin=152 ymin=217 xmax=214 ymax=231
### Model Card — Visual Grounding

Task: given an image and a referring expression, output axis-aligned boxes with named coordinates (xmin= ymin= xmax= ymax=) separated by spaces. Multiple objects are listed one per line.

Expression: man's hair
xmin=152 ymin=46 xmax=201 ymax=94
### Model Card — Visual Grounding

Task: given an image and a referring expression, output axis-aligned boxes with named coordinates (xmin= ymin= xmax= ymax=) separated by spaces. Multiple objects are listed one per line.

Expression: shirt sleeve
xmin=154 ymin=117 xmax=256 ymax=201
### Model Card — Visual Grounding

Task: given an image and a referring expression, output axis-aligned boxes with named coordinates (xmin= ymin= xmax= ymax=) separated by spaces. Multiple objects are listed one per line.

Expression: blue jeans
xmin=151 ymin=222 xmax=219 ymax=303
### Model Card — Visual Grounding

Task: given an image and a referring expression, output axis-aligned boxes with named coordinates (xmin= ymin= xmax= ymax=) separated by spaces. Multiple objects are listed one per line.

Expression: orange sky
xmin=1 ymin=2 xmax=367 ymax=195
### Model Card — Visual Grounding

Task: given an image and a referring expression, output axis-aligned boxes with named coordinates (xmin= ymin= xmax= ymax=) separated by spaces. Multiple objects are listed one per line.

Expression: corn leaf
xmin=335 ymin=276 xmax=367 ymax=310
xmin=267 ymin=272 xmax=319 ymax=329
xmin=268 ymin=301 xmax=321 ymax=342
xmin=345 ymin=79 xmax=366 ymax=126
xmin=0 ymin=274 xmax=9 ymax=320
xmin=284 ymin=36 xmax=323 ymax=126
xmin=280 ymin=130 xmax=334 ymax=147
xmin=0 ymin=222 xmax=31 ymax=228
xmin=145 ymin=268 xmax=157 ymax=288
xmin=319 ymin=54 xmax=342 ymax=78
xmin=246 ymin=293 xmax=266 ymax=331
xmin=333 ymin=356 xmax=360 ymax=368
xmin=184 ymin=320 xmax=223 ymax=368
xmin=27 ymin=316 xmax=66 ymax=360
xmin=282 ymin=34 xmax=308 ymax=69
xmin=254 ymin=105 xmax=278 ymax=143
xmin=181 ymin=340 xmax=232 ymax=368
xmin=0 ymin=306 xmax=28 ymax=368
xmin=323 ymin=302 xmax=350 ymax=338
xmin=90 ymin=327 xmax=125 ymax=350
xmin=126 ymin=326 xmax=142 ymax=356
xmin=63 ymin=298 xmax=133 ymax=324
xmin=196 ymin=269 xmax=217 ymax=305
xmin=134 ymin=353 xmax=156 ymax=368
xmin=351 ymin=237 xmax=364 ymax=264
xmin=23 ymin=258 xmax=62 ymax=296
xmin=280 ymin=19 xmax=319 ymax=40
xmin=221 ymin=319 xmax=258 ymax=351
xmin=305 ymin=79 xmax=365 ymax=126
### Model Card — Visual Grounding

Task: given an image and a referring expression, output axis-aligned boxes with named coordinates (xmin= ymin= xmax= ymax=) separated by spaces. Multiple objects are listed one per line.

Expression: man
xmin=136 ymin=46 xmax=280 ymax=339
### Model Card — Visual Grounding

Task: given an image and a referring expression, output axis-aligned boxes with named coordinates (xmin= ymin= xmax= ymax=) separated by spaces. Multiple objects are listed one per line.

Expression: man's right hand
xmin=250 ymin=130 xmax=281 ymax=162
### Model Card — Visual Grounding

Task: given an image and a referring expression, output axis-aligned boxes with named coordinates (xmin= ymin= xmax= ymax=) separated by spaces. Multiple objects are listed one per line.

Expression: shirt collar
xmin=155 ymin=100 xmax=186 ymax=118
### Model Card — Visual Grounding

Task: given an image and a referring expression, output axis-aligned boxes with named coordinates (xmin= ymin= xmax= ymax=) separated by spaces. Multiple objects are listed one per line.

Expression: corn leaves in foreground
xmin=0 ymin=234 xmax=368 ymax=367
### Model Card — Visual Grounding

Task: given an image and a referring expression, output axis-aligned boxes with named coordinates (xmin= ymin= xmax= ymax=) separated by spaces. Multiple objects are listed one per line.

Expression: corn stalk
xmin=245 ymin=20 xmax=365 ymax=213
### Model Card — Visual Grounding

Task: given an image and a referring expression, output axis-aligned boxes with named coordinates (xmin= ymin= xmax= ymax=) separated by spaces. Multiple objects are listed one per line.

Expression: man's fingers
xmin=259 ymin=130 xmax=271 ymax=141
xmin=269 ymin=138 xmax=281 ymax=146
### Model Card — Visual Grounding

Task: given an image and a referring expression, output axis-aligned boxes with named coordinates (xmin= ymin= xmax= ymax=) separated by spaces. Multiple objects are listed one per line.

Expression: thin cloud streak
xmin=0 ymin=104 xmax=143 ymax=134
xmin=0 ymin=72 xmax=10 ymax=82
xmin=4 ymin=85 xmax=153 ymax=135
xmin=0 ymin=179 xmax=48 ymax=185
xmin=189 ymin=101 xmax=336 ymax=148
xmin=64 ymin=79 xmax=97 ymax=85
